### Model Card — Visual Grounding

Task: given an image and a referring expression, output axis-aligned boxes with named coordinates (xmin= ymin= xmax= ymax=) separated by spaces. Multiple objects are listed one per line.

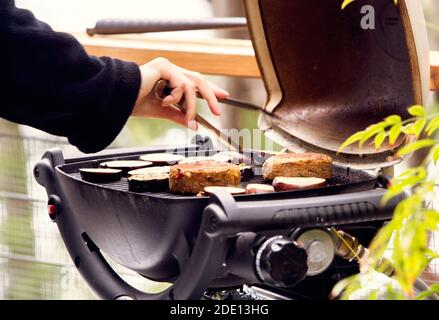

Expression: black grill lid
xmin=243 ymin=0 xmax=430 ymax=168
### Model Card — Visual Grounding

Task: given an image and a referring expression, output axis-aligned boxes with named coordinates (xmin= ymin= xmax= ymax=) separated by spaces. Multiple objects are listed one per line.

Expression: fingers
xmin=160 ymin=73 xmax=196 ymax=123
xmin=158 ymin=106 xmax=198 ymax=131
xmin=182 ymin=69 xmax=229 ymax=116
xmin=182 ymin=81 xmax=197 ymax=123
xmin=163 ymin=80 xmax=196 ymax=124
xmin=206 ymin=80 xmax=230 ymax=100
xmin=161 ymin=86 xmax=184 ymax=107
xmin=159 ymin=61 xmax=229 ymax=120
xmin=184 ymin=72 xmax=221 ymax=116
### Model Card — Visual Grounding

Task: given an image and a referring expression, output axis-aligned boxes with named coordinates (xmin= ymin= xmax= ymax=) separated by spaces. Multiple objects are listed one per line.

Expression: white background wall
xmin=15 ymin=0 xmax=214 ymax=36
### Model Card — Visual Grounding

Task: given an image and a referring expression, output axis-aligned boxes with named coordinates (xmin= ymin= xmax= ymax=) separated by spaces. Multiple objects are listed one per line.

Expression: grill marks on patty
xmin=262 ymin=153 xmax=333 ymax=180
xmin=170 ymin=161 xmax=241 ymax=194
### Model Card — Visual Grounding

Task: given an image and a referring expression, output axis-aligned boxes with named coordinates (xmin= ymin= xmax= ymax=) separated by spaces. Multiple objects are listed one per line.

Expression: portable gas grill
xmin=34 ymin=0 xmax=430 ymax=300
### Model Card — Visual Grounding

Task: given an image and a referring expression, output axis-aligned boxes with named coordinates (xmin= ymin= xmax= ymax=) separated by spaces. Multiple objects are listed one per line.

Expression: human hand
xmin=132 ymin=57 xmax=229 ymax=130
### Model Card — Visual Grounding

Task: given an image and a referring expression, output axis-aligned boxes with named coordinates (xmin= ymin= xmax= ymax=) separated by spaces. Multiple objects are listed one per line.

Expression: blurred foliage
xmin=335 ymin=105 xmax=439 ymax=300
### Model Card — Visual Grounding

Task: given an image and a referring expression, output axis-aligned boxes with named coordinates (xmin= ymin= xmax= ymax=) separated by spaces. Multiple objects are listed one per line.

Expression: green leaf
xmin=412 ymin=118 xmax=427 ymax=138
xmin=408 ymin=105 xmax=426 ymax=117
xmin=426 ymin=117 xmax=439 ymax=136
xmin=396 ymin=167 xmax=426 ymax=180
xmin=424 ymin=210 xmax=439 ymax=231
xmin=374 ymin=131 xmax=387 ymax=150
xmin=338 ymin=131 xmax=365 ymax=152
xmin=359 ymin=124 xmax=386 ymax=147
xmin=341 ymin=0 xmax=355 ymax=9
xmin=403 ymin=123 xmax=416 ymax=135
xmin=389 ymin=123 xmax=402 ymax=146
xmin=432 ymin=145 xmax=439 ymax=165
xmin=385 ymin=115 xmax=402 ymax=125
xmin=396 ymin=139 xmax=436 ymax=157
xmin=416 ymin=283 xmax=439 ymax=300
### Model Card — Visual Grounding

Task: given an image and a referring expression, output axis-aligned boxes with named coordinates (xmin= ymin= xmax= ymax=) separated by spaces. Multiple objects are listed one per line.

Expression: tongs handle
xmin=153 ymin=79 xmax=243 ymax=153
xmin=87 ymin=17 xmax=247 ymax=36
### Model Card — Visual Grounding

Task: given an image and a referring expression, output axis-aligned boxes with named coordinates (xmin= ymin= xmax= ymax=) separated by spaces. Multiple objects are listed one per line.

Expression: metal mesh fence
xmin=0 ymin=133 xmax=167 ymax=299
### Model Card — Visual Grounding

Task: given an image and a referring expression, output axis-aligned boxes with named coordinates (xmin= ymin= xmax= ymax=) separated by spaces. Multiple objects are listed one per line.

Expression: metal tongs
xmin=153 ymin=79 xmax=269 ymax=153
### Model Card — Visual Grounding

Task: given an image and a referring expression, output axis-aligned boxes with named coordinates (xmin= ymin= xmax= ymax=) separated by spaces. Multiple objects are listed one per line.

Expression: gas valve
xmin=255 ymin=236 xmax=308 ymax=287
xmin=295 ymin=229 xmax=336 ymax=276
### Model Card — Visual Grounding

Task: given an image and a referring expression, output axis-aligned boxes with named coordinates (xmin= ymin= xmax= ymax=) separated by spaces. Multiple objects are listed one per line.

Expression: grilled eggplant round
xmin=212 ymin=151 xmax=249 ymax=164
xmin=128 ymin=166 xmax=171 ymax=177
xmin=170 ymin=161 xmax=241 ymax=194
xmin=245 ymin=183 xmax=275 ymax=194
xmin=239 ymin=165 xmax=254 ymax=182
xmin=262 ymin=153 xmax=332 ymax=180
xmin=79 ymin=168 xmax=122 ymax=183
xmin=178 ymin=156 xmax=220 ymax=164
xmin=204 ymin=186 xmax=246 ymax=196
xmin=139 ymin=153 xmax=185 ymax=166
xmin=128 ymin=173 xmax=169 ymax=193
xmin=100 ymin=160 xmax=152 ymax=176
xmin=272 ymin=177 xmax=327 ymax=192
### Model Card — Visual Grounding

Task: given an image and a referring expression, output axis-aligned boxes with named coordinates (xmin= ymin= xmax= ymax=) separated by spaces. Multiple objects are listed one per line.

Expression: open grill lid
xmin=243 ymin=0 xmax=430 ymax=169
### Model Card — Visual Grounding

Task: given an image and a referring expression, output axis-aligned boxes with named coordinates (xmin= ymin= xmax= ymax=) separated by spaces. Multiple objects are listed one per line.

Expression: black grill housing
xmin=34 ymin=145 xmax=402 ymax=299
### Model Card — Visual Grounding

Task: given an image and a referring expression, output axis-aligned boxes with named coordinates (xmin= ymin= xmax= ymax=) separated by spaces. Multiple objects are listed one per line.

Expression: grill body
xmin=34 ymin=144 xmax=404 ymax=299
xmin=55 ymin=148 xmax=376 ymax=281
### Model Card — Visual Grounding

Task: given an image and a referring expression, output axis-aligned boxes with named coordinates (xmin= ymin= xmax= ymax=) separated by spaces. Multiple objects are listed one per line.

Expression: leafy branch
xmin=338 ymin=105 xmax=439 ymax=156
xmin=334 ymin=105 xmax=439 ymax=300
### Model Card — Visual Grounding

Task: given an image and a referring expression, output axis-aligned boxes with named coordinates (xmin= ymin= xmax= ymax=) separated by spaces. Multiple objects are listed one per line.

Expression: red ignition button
xmin=48 ymin=204 xmax=57 ymax=221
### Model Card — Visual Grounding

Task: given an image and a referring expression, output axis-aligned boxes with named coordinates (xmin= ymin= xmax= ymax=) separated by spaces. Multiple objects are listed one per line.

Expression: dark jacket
xmin=0 ymin=0 xmax=141 ymax=153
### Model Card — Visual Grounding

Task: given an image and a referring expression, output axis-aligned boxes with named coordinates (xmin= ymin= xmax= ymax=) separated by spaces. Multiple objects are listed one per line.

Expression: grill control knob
xmin=255 ymin=236 xmax=308 ymax=288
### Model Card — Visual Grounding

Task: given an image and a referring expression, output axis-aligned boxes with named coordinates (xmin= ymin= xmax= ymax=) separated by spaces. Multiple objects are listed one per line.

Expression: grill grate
xmin=71 ymin=171 xmax=268 ymax=199
xmin=61 ymin=150 xmax=377 ymax=201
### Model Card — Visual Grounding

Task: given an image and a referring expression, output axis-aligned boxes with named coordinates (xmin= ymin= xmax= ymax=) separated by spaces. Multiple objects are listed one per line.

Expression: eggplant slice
xmin=80 ymin=168 xmax=122 ymax=183
xmin=273 ymin=177 xmax=327 ymax=192
xmin=213 ymin=151 xmax=249 ymax=164
xmin=128 ymin=173 xmax=169 ymax=193
xmin=204 ymin=186 xmax=246 ymax=196
xmin=178 ymin=156 xmax=221 ymax=164
xmin=100 ymin=160 xmax=152 ymax=176
xmin=128 ymin=166 xmax=171 ymax=177
xmin=245 ymin=183 xmax=275 ymax=194
xmin=139 ymin=153 xmax=185 ymax=166
xmin=239 ymin=165 xmax=254 ymax=182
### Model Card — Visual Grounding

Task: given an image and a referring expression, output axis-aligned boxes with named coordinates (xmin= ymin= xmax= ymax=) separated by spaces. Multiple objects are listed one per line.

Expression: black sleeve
xmin=0 ymin=1 xmax=141 ymax=153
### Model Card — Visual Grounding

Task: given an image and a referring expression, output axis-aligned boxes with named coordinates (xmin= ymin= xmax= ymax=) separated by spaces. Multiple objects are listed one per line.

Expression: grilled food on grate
xmin=170 ymin=161 xmax=241 ymax=194
xmin=128 ymin=166 xmax=171 ymax=177
xmin=100 ymin=160 xmax=152 ymax=176
xmin=245 ymin=183 xmax=275 ymax=194
xmin=262 ymin=153 xmax=332 ymax=180
xmin=239 ymin=165 xmax=254 ymax=182
xmin=128 ymin=173 xmax=169 ymax=193
xmin=273 ymin=177 xmax=327 ymax=192
xmin=204 ymin=186 xmax=246 ymax=196
xmin=212 ymin=151 xmax=249 ymax=164
xmin=139 ymin=153 xmax=185 ymax=166
xmin=79 ymin=168 xmax=122 ymax=183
